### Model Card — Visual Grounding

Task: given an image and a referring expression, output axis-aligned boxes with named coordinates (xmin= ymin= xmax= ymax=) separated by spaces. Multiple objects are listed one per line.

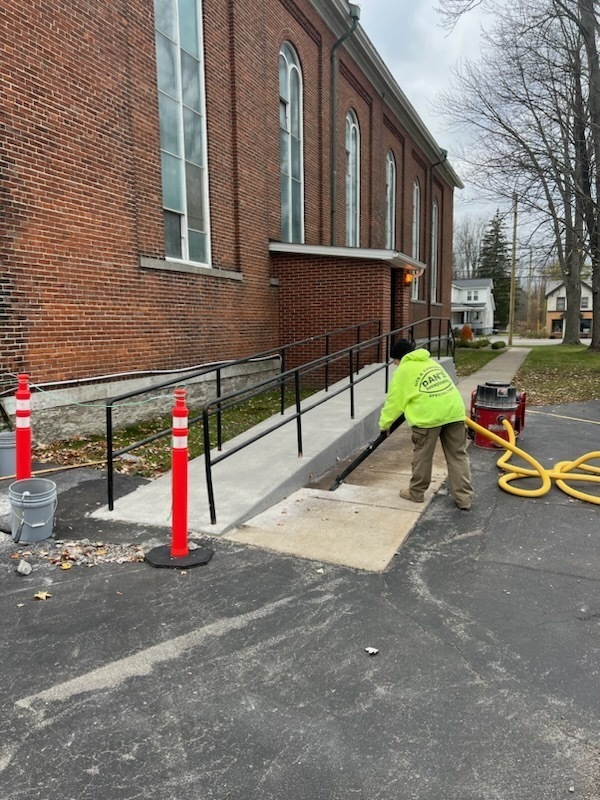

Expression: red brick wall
xmin=0 ymin=0 xmax=456 ymax=388
xmin=274 ymin=254 xmax=391 ymax=368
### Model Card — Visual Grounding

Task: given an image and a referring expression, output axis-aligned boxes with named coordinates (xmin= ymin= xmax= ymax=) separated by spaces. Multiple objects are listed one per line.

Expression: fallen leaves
xmin=33 ymin=591 xmax=52 ymax=601
xmin=10 ymin=539 xmax=146 ymax=570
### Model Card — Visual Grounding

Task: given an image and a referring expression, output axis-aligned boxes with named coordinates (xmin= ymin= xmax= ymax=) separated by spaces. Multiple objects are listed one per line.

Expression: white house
xmin=451 ymin=278 xmax=496 ymax=336
xmin=545 ymin=280 xmax=593 ymax=338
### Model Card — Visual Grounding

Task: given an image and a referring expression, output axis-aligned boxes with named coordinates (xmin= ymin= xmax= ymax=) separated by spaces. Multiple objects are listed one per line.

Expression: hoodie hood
xmin=402 ymin=348 xmax=430 ymax=362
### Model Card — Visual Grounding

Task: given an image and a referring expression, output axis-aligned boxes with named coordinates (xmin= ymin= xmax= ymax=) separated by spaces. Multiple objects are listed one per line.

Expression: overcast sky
xmin=357 ymin=0 xmax=489 ymax=215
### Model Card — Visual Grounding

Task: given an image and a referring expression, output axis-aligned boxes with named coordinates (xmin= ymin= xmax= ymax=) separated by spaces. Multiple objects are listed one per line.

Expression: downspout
xmin=428 ymin=148 xmax=447 ymax=313
xmin=330 ymin=3 xmax=360 ymax=246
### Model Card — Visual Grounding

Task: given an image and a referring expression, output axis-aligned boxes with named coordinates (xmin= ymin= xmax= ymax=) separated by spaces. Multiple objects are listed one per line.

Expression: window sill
xmin=140 ymin=256 xmax=243 ymax=281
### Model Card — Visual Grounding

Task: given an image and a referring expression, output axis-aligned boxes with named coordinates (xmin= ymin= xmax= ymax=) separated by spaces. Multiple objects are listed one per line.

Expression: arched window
xmin=411 ymin=179 xmax=421 ymax=300
xmin=385 ymin=151 xmax=396 ymax=250
xmin=155 ymin=0 xmax=210 ymax=264
xmin=279 ymin=42 xmax=304 ymax=243
xmin=430 ymin=200 xmax=439 ymax=302
xmin=345 ymin=110 xmax=360 ymax=247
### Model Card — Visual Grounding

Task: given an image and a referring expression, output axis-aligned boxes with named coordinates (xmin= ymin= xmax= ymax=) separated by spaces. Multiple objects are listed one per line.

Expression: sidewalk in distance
xmin=224 ymin=347 xmax=531 ymax=571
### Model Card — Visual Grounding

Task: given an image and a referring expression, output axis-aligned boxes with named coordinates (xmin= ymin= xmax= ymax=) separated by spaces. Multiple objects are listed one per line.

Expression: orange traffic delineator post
xmin=145 ymin=388 xmax=213 ymax=569
xmin=15 ymin=374 xmax=32 ymax=480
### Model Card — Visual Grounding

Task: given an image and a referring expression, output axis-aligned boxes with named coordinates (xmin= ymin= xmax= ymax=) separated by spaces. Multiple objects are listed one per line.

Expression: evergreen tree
xmin=477 ymin=212 xmax=512 ymax=326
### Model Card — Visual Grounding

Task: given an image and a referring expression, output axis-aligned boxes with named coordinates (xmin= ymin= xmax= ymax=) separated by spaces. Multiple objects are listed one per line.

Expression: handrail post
xmin=428 ymin=317 xmax=432 ymax=351
xmin=377 ymin=320 xmax=382 ymax=363
xmin=280 ymin=349 xmax=286 ymax=414
xmin=295 ymin=370 xmax=303 ymax=457
xmin=325 ymin=335 xmax=330 ymax=391
xmin=216 ymin=367 xmax=223 ymax=451
xmin=106 ymin=404 xmax=114 ymax=511
xmin=203 ymin=408 xmax=217 ymax=525
xmin=384 ymin=336 xmax=390 ymax=392
xmin=355 ymin=325 xmax=361 ymax=374
xmin=437 ymin=318 xmax=442 ymax=358
xmin=349 ymin=349 xmax=355 ymax=419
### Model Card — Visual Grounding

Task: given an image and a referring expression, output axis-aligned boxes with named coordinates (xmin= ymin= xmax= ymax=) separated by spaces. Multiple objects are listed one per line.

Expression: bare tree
xmin=437 ymin=0 xmax=493 ymax=30
xmin=439 ymin=0 xmax=594 ymax=343
xmin=438 ymin=0 xmax=600 ymax=349
xmin=452 ymin=214 xmax=487 ymax=278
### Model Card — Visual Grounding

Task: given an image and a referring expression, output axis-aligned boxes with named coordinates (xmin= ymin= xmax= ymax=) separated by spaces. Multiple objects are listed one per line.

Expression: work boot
xmin=455 ymin=502 xmax=471 ymax=511
xmin=399 ymin=489 xmax=424 ymax=503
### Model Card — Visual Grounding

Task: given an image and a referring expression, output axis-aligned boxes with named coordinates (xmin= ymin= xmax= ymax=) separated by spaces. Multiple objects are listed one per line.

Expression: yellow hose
xmin=465 ymin=417 xmax=600 ymax=504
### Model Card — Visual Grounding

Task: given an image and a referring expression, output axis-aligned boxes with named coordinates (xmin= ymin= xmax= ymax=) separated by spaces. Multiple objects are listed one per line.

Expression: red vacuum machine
xmin=470 ymin=381 xmax=527 ymax=449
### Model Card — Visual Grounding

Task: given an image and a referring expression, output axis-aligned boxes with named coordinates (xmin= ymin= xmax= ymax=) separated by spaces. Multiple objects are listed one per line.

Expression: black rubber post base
xmin=144 ymin=545 xmax=214 ymax=569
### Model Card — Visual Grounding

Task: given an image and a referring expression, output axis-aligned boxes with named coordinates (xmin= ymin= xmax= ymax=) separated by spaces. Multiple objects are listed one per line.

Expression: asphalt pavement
xmin=0 ymin=361 xmax=599 ymax=798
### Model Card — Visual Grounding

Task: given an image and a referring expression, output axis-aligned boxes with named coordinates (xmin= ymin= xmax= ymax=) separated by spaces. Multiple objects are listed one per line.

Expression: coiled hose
xmin=465 ymin=417 xmax=600 ymax=505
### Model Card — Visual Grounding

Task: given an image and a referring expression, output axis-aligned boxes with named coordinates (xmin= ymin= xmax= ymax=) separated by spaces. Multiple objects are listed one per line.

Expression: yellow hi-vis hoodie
xmin=378 ymin=348 xmax=466 ymax=430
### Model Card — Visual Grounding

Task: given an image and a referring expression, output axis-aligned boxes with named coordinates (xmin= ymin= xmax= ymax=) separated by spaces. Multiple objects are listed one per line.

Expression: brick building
xmin=1 ymin=0 xmax=461 ymax=398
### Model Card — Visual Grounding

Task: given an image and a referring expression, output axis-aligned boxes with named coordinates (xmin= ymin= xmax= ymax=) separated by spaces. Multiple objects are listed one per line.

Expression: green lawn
xmin=453 ymin=348 xmax=504 ymax=378
xmin=35 ymin=388 xmax=314 ymax=478
xmin=513 ymin=344 xmax=600 ymax=405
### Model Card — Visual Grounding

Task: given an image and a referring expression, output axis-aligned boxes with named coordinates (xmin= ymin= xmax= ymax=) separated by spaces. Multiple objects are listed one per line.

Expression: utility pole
xmin=527 ymin=248 xmax=533 ymax=331
xmin=508 ymin=193 xmax=518 ymax=345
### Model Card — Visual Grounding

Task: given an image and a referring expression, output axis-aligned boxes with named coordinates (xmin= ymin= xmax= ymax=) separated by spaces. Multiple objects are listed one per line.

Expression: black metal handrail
xmin=201 ymin=319 xmax=454 ymax=524
xmin=105 ymin=319 xmax=382 ymax=508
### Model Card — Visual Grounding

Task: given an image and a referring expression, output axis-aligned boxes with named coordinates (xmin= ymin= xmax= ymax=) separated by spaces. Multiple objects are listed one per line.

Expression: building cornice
xmin=307 ymin=0 xmax=463 ymax=189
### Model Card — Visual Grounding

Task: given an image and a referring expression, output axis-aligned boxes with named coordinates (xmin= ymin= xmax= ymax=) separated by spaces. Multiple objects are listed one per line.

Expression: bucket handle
xmin=12 ymin=493 xmax=58 ymax=544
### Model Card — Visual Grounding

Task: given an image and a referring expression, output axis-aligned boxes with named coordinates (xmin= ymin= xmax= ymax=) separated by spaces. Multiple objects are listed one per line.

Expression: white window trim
xmin=279 ymin=42 xmax=305 ymax=244
xmin=411 ymin=179 xmax=420 ymax=300
xmin=385 ymin=151 xmax=396 ymax=250
xmin=155 ymin=0 xmax=212 ymax=268
xmin=345 ymin=110 xmax=360 ymax=247
xmin=430 ymin=199 xmax=439 ymax=303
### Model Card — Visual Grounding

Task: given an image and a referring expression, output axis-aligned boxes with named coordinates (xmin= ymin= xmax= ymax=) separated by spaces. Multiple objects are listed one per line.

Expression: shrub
xmin=473 ymin=338 xmax=491 ymax=348
xmin=491 ymin=340 xmax=506 ymax=350
xmin=460 ymin=324 xmax=474 ymax=342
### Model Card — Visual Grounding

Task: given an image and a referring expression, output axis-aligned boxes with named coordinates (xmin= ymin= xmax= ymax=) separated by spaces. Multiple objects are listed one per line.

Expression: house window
xmin=467 ymin=290 xmax=479 ymax=301
xmin=385 ymin=151 xmax=396 ymax=250
xmin=430 ymin=200 xmax=439 ymax=302
xmin=581 ymin=296 xmax=589 ymax=309
xmin=279 ymin=42 xmax=304 ymax=243
xmin=345 ymin=110 xmax=360 ymax=247
xmin=155 ymin=0 xmax=210 ymax=264
xmin=557 ymin=297 xmax=566 ymax=311
xmin=411 ymin=179 xmax=420 ymax=300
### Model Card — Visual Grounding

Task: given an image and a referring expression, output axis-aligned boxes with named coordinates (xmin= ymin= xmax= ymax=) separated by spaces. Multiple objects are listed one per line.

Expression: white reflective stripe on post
xmin=16 ymin=417 xmax=31 ymax=428
xmin=16 ymin=400 xmax=30 ymax=412
xmin=172 ymin=418 xmax=187 ymax=429
xmin=172 ymin=435 xmax=188 ymax=449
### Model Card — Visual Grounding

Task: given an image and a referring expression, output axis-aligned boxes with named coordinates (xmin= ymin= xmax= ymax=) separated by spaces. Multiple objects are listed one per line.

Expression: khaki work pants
xmin=409 ymin=421 xmax=473 ymax=509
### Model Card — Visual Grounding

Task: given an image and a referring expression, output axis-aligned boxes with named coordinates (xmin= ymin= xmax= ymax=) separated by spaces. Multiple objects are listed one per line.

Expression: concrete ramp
xmin=93 ymin=364 xmax=392 ymax=535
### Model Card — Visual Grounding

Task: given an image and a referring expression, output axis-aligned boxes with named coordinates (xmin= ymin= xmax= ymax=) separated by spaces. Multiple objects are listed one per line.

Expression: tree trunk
xmin=577 ymin=0 xmax=600 ymax=349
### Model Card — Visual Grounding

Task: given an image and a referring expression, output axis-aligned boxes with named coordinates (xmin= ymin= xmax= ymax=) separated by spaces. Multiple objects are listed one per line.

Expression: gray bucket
xmin=9 ymin=478 xmax=58 ymax=543
xmin=0 ymin=431 xmax=16 ymax=478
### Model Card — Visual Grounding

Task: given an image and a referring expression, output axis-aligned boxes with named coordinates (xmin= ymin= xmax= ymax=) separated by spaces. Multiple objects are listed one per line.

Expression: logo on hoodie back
xmin=418 ymin=367 xmax=453 ymax=395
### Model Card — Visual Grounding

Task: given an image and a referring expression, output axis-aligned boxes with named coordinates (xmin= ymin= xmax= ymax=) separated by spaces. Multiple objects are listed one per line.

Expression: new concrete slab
xmin=225 ymin=427 xmax=447 ymax=571
xmin=225 ymin=483 xmax=435 ymax=571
